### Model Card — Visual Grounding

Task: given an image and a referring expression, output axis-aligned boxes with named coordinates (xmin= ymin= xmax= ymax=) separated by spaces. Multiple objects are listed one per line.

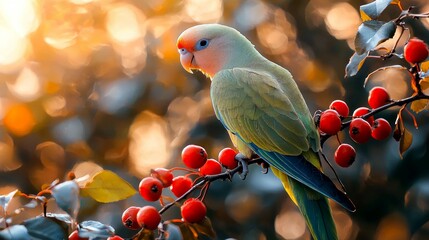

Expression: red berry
xmin=107 ymin=236 xmax=124 ymax=240
xmin=368 ymin=87 xmax=390 ymax=109
xmin=139 ymin=177 xmax=163 ymax=202
xmin=136 ymin=206 xmax=161 ymax=230
xmin=371 ymin=118 xmax=392 ymax=140
xmin=170 ymin=176 xmax=193 ymax=197
xmin=329 ymin=100 xmax=349 ymax=117
xmin=404 ymin=38 xmax=429 ymax=64
xmin=68 ymin=230 xmax=88 ymax=240
xmin=182 ymin=145 xmax=208 ymax=169
xmin=319 ymin=109 xmax=342 ymax=135
xmin=121 ymin=206 xmax=141 ymax=230
xmin=181 ymin=198 xmax=207 ymax=223
xmin=199 ymin=159 xmax=222 ymax=175
xmin=334 ymin=144 xmax=356 ymax=168
xmin=349 ymin=118 xmax=372 ymax=143
xmin=151 ymin=168 xmax=173 ymax=188
xmin=352 ymin=107 xmax=374 ymax=126
xmin=218 ymin=148 xmax=238 ymax=169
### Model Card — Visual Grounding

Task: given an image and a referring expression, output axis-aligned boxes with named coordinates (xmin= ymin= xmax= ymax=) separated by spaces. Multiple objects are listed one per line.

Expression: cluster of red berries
xmin=318 ymin=86 xmax=393 ymax=168
xmin=121 ymin=145 xmax=239 ymax=232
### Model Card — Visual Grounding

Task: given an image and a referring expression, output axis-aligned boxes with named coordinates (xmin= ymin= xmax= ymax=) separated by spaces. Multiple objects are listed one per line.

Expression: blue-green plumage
xmin=177 ymin=24 xmax=356 ymax=240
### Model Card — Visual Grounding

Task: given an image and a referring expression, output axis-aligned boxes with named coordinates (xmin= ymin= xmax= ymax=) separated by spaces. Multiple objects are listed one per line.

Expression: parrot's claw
xmin=260 ymin=161 xmax=269 ymax=174
xmin=235 ymin=153 xmax=249 ymax=180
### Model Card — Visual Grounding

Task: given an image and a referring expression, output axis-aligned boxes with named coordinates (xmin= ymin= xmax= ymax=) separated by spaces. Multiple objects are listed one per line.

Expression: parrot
xmin=177 ymin=24 xmax=355 ymax=240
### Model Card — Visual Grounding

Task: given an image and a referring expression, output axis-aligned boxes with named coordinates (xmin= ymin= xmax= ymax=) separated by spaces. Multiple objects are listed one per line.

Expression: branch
xmin=321 ymin=92 xmax=429 ymax=145
xmin=133 ymin=157 xmax=266 ymax=239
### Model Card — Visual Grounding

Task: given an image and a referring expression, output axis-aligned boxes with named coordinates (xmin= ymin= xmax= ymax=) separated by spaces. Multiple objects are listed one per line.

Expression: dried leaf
xmin=360 ymin=0 xmax=393 ymax=21
xmin=421 ymin=60 xmax=429 ymax=72
xmin=177 ymin=222 xmax=198 ymax=240
xmin=192 ymin=217 xmax=216 ymax=239
xmin=81 ymin=170 xmax=137 ymax=203
xmin=410 ymin=99 xmax=429 ymax=114
xmin=400 ymin=127 xmax=413 ymax=157
xmin=345 ymin=51 xmax=369 ymax=77
xmin=355 ymin=20 xmax=396 ymax=55
xmin=364 ymin=65 xmax=407 ymax=86
xmin=394 ymin=117 xmax=413 ymax=157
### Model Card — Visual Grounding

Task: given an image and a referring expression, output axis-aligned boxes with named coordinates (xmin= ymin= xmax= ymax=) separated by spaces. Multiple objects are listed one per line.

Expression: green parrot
xmin=177 ymin=24 xmax=355 ymax=240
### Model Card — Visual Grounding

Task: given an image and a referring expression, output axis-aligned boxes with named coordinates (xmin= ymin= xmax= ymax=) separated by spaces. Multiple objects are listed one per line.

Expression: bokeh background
xmin=1 ymin=0 xmax=429 ymax=239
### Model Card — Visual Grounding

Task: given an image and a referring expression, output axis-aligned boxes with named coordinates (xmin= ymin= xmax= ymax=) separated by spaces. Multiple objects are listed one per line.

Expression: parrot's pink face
xmin=177 ymin=25 xmax=227 ymax=78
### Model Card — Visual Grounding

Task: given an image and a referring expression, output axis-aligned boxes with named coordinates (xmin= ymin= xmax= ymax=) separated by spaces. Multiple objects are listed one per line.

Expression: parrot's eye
xmin=179 ymin=48 xmax=188 ymax=55
xmin=195 ymin=39 xmax=210 ymax=51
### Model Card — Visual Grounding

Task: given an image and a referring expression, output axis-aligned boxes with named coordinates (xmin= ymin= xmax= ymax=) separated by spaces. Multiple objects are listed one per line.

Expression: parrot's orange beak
xmin=177 ymin=36 xmax=198 ymax=73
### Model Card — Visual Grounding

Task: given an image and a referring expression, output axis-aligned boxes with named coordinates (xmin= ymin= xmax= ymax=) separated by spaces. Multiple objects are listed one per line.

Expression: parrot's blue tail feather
xmin=249 ymin=143 xmax=356 ymax=212
xmin=289 ymin=176 xmax=338 ymax=240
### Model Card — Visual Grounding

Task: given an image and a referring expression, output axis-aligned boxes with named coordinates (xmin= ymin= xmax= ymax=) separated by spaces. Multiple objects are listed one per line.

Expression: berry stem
xmin=320 ymin=93 xmax=429 ymax=145
xmin=158 ymin=157 xmax=264 ymax=215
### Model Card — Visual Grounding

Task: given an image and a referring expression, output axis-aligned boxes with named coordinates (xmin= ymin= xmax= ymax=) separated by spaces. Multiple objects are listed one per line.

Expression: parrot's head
xmin=177 ymin=24 xmax=256 ymax=78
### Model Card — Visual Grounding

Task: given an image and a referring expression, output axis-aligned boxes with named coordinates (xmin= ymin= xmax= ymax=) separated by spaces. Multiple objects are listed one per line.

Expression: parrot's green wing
xmin=212 ymin=68 xmax=311 ymax=156
xmin=211 ymin=67 xmax=355 ymax=211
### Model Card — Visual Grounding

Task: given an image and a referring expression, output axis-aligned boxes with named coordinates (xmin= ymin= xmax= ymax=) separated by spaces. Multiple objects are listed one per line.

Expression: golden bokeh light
xmin=275 ymin=208 xmax=307 ymax=239
xmin=0 ymin=0 xmax=39 ymax=37
xmin=129 ymin=111 xmax=171 ymax=176
xmin=0 ymin=26 xmax=28 ymax=72
xmin=3 ymin=103 xmax=36 ymax=136
xmin=43 ymin=95 xmax=67 ymax=117
xmin=325 ymin=3 xmax=360 ymax=40
xmin=184 ymin=0 xmax=223 ymax=23
xmin=7 ymin=66 xmax=41 ymax=102
xmin=0 ymin=134 xmax=21 ymax=171
xmin=375 ymin=213 xmax=410 ymax=240
xmin=106 ymin=3 xmax=146 ymax=44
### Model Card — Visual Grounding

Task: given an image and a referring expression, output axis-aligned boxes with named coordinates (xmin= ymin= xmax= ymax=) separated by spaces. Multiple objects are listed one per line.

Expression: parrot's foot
xmin=235 ymin=153 xmax=249 ymax=180
xmin=259 ymin=161 xmax=269 ymax=174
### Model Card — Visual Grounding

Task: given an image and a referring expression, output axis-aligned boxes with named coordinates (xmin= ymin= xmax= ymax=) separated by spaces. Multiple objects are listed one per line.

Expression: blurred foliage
xmin=1 ymin=0 xmax=429 ymax=239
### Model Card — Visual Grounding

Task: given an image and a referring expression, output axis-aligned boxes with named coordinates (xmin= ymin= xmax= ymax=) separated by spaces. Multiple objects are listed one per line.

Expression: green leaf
xmin=81 ymin=170 xmax=137 ymax=203
xmin=360 ymin=0 xmax=393 ymax=21
xmin=0 ymin=225 xmax=30 ymax=240
xmin=51 ymin=180 xmax=80 ymax=219
xmin=355 ymin=20 xmax=396 ymax=55
xmin=22 ymin=216 xmax=67 ymax=240
xmin=345 ymin=51 xmax=369 ymax=77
